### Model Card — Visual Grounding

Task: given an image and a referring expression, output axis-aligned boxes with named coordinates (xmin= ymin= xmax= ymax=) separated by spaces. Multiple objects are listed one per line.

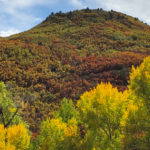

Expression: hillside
xmin=0 ymin=8 xmax=150 ymax=132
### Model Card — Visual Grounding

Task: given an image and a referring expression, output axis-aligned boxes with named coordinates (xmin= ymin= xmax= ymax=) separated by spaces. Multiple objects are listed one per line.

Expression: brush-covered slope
xmin=9 ymin=9 xmax=150 ymax=53
xmin=0 ymin=8 xmax=150 ymax=131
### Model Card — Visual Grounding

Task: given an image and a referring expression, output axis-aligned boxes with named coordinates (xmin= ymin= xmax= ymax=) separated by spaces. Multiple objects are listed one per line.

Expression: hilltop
xmin=0 ymin=8 xmax=150 ymax=131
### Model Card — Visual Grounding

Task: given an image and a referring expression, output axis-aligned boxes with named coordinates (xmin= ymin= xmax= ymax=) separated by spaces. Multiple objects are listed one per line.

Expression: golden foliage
xmin=38 ymin=118 xmax=79 ymax=150
xmin=0 ymin=124 xmax=30 ymax=150
xmin=77 ymin=82 xmax=128 ymax=149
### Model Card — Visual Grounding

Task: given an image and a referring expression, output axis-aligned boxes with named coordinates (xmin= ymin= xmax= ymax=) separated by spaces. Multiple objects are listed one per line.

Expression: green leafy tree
xmin=37 ymin=98 xmax=80 ymax=150
xmin=0 ymin=82 xmax=30 ymax=150
xmin=0 ymin=82 xmax=22 ymax=127
xmin=77 ymin=82 xmax=128 ymax=150
xmin=123 ymin=56 xmax=150 ymax=149
xmin=37 ymin=118 xmax=80 ymax=150
xmin=54 ymin=98 xmax=78 ymax=122
xmin=121 ymin=95 xmax=150 ymax=150
xmin=129 ymin=56 xmax=150 ymax=113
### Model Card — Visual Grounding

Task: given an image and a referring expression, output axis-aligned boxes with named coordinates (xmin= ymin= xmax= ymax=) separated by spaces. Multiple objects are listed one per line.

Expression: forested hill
xmin=0 ymin=8 xmax=150 ymax=131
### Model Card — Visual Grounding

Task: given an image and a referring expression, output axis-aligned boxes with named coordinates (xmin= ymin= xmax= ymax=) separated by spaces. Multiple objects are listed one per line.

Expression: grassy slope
xmin=0 ymin=8 xmax=150 ymax=132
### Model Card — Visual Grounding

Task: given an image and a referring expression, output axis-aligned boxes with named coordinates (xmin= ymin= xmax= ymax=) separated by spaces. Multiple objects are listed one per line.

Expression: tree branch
xmin=5 ymin=107 xmax=19 ymax=128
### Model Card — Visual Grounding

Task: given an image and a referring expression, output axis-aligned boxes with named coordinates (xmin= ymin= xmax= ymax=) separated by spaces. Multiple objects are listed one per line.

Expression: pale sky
xmin=0 ymin=0 xmax=149 ymax=37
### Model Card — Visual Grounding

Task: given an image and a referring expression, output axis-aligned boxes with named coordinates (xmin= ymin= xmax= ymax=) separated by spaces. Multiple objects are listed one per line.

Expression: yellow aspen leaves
xmin=0 ymin=124 xmax=30 ymax=150
xmin=129 ymin=56 xmax=150 ymax=104
xmin=77 ymin=82 xmax=128 ymax=149
xmin=38 ymin=118 xmax=79 ymax=150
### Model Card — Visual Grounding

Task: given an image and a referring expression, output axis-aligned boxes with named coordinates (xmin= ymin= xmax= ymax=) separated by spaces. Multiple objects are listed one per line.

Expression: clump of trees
xmin=0 ymin=82 xmax=30 ymax=150
xmin=35 ymin=56 xmax=150 ymax=149
xmin=0 ymin=56 xmax=150 ymax=149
